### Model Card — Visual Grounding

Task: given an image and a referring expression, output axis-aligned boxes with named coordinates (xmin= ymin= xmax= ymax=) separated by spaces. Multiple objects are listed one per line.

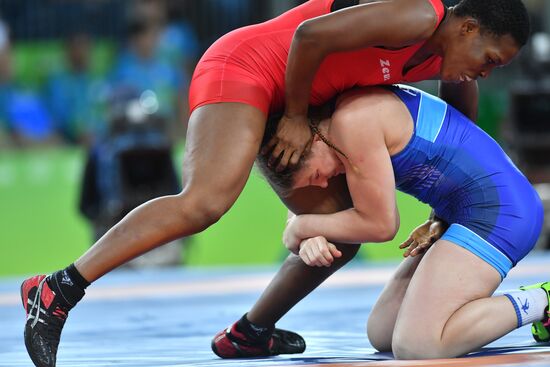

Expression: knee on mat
xmin=392 ymin=333 xmax=447 ymax=360
xmin=366 ymin=316 xmax=392 ymax=352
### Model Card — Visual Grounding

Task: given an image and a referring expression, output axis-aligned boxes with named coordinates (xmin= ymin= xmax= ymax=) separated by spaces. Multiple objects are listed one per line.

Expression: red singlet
xmin=189 ymin=0 xmax=445 ymax=115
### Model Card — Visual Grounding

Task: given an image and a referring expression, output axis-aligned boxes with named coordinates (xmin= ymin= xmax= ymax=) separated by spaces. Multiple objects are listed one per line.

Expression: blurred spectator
xmin=45 ymin=32 xmax=107 ymax=145
xmin=157 ymin=0 xmax=200 ymax=135
xmin=80 ymin=86 xmax=185 ymax=267
xmin=162 ymin=0 xmax=200 ymax=73
xmin=192 ymin=0 xmax=262 ymax=49
xmin=0 ymin=21 xmax=10 ymax=147
xmin=110 ymin=3 xmax=185 ymax=137
xmin=0 ymin=20 xmax=56 ymax=147
xmin=207 ymin=0 xmax=254 ymax=31
xmin=0 ymin=0 xmax=126 ymax=41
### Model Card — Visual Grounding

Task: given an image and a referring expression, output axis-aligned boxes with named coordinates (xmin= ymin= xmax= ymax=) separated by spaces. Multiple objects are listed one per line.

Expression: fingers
xmin=399 ymin=236 xmax=413 ymax=249
xmin=268 ymin=144 xmax=285 ymax=168
xmin=298 ymin=245 xmax=313 ymax=264
xmin=300 ymin=242 xmax=324 ymax=266
xmin=273 ymin=135 xmax=311 ymax=171
xmin=288 ymin=148 xmax=302 ymax=168
xmin=402 ymin=241 xmax=417 ymax=257
xmin=276 ymin=149 xmax=296 ymax=172
xmin=315 ymin=239 xmax=334 ymax=266
xmin=299 ymin=237 xmax=336 ymax=267
xmin=328 ymin=243 xmax=342 ymax=258
xmin=405 ymin=238 xmax=436 ymax=257
xmin=261 ymin=137 xmax=277 ymax=156
xmin=410 ymin=239 xmax=433 ymax=257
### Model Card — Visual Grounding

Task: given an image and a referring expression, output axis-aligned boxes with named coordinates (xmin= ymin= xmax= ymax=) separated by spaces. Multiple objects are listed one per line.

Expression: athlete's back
xmin=388 ymin=85 xmax=541 ymax=266
xmin=190 ymin=0 xmax=445 ymax=113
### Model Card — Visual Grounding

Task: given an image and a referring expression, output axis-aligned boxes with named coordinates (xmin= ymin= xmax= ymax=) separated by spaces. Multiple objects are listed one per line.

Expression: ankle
xmin=236 ymin=313 xmax=274 ymax=344
xmin=47 ymin=264 xmax=89 ymax=309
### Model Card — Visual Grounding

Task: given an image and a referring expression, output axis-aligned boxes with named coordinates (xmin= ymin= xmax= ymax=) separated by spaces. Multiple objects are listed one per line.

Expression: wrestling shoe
xmin=520 ymin=282 xmax=550 ymax=342
xmin=21 ymin=275 xmax=69 ymax=367
xmin=211 ymin=320 xmax=306 ymax=358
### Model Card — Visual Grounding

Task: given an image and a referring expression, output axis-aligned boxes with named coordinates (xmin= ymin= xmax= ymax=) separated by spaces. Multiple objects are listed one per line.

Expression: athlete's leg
xmin=21 ymin=102 xmax=266 ymax=367
xmin=75 ymin=103 xmax=266 ymax=281
xmin=366 ymin=253 xmax=424 ymax=352
xmin=212 ymin=175 xmax=359 ymax=358
xmin=247 ymin=174 xmax=360 ymax=326
xmin=391 ymin=240 xmax=519 ymax=359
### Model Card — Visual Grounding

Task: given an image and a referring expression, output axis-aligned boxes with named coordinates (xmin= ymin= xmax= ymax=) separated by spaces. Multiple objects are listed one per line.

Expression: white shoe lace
xmin=29 ymin=277 xmax=48 ymax=328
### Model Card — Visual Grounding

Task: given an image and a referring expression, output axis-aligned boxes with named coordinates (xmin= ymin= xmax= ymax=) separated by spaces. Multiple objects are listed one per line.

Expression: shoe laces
xmin=29 ymin=277 xmax=48 ymax=329
xmin=29 ymin=277 xmax=68 ymax=343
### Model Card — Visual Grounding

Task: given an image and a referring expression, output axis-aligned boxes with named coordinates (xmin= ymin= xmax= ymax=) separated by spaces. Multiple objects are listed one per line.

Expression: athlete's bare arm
xmin=267 ymin=0 xmax=440 ymax=171
xmin=286 ymin=90 xmax=403 ymax=247
xmin=439 ymin=80 xmax=479 ymax=121
xmin=284 ymin=0 xmax=438 ymax=121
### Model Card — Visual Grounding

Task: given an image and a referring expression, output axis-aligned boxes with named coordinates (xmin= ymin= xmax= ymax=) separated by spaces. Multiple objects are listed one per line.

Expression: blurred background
xmin=0 ymin=0 xmax=549 ymax=277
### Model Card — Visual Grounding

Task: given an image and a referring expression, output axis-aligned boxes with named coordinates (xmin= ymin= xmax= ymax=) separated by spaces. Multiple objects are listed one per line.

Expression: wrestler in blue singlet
xmin=389 ymin=85 xmax=543 ymax=278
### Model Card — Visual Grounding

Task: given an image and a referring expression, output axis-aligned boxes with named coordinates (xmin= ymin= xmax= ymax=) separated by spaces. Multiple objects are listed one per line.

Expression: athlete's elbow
xmin=354 ymin=222 xmax=397 ymax=243
xmin=375 ymin=223 xmax=398 ymax=242
xmin=372 ymin=216 xmax=399 ymax=242
xmin=294 ymin=20 xmax=323 ymax=48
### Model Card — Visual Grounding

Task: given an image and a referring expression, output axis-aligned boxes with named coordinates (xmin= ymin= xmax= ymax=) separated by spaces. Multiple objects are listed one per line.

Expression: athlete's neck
xmin=424 ymin=7 xmax=458 ymax=57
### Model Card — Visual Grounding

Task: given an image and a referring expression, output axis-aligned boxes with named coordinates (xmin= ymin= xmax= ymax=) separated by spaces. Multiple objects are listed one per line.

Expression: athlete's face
xmin=292 ymin=139 xmax=345 ymax=190
xmin=440 ymin=21 xmax=520 ymax=83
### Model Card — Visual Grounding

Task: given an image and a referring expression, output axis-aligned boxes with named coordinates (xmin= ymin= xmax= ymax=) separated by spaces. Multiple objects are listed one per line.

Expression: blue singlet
xmin=389 ymin=85 xmax=543 ymax=278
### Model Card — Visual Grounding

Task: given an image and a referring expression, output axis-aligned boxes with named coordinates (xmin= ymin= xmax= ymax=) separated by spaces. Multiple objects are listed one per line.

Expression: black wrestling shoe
xmin=211 ymin=320 xmax=306 ymax=358
xmin=21 ymin=275 xmax=69 ymax=367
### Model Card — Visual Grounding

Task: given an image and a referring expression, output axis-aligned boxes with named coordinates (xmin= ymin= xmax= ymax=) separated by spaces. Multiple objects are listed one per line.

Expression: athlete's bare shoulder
xmin=331 ymin=87 xmax=394 ymax=129
xmin=361 ymin=0 xmax=440 ymax=37
xmin=356 ymin=0 xmax=441 ymax=41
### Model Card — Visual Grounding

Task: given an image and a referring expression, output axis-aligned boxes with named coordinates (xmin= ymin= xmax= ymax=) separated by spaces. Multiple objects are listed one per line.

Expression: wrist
xmin=293 ymin=215 xmax=308 ymax=239
xmin=283 ymin=105 xmax=308 ymax=119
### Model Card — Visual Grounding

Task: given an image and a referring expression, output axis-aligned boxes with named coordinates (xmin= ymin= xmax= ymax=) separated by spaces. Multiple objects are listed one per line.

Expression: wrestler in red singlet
xmin=189 ymin=0 xmax=445 ymax=115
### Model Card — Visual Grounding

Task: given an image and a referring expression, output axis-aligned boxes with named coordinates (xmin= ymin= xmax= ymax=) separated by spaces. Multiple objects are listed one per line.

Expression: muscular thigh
xmin=182 ymin=102 xmax=266 ymax=203
xmin=394 ymin=240 xmax=501 ymax=341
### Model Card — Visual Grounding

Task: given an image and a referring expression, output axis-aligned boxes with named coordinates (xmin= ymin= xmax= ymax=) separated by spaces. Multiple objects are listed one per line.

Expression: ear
xmin=460 ymin=18 xmax=480 ymax=36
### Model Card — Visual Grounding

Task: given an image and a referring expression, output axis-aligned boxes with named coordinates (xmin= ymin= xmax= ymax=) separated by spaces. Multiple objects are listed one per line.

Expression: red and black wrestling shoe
xmin=21 ymin=275 xmax=69 ymax=367
xmin=211 ymin=320 xmax=306 ymax=358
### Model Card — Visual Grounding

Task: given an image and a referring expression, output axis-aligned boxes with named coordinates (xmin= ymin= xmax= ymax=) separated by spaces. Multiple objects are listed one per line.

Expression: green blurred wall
xmin=0 ymin=148 xmax=430 ymax=277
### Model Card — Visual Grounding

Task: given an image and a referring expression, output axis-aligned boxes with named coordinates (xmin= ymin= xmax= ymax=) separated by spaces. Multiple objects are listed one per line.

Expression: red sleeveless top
xmin=189 ymin=0 xmax=446 ymax=115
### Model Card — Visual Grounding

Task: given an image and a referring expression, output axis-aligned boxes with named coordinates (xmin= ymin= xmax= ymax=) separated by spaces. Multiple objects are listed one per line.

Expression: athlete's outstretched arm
xmin=268 ymin=0 xmax=439 ymax=170
xmin=285 ymin=0 xmax=437 ymax=119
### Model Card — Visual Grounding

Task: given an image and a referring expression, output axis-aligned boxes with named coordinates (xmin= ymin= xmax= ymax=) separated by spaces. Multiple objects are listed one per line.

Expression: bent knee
xmin=366 ymin=317 xmax=392 ymax=352
xmin=175 ymin=190 xmax=234 ymax=229
xmin=392 ymin=334 xmax=447 ymax=360
xmin=392 ymin=337 xmax=427 ymax=360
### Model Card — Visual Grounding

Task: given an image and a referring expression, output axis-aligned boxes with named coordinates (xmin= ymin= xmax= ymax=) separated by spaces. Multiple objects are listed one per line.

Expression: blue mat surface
xmin=2 ymin=254 xmax=550 ymax=367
